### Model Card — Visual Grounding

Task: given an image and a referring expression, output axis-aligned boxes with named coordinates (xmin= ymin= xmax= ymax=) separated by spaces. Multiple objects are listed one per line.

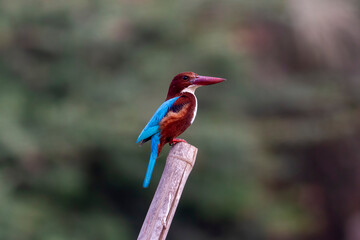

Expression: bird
xmin=137 ymin=72 xmax=226 ymax=188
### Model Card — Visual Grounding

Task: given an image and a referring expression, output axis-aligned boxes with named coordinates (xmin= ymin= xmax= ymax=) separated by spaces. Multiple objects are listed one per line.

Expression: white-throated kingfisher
xmin=137 ymin=72 xmax=225 ymax=188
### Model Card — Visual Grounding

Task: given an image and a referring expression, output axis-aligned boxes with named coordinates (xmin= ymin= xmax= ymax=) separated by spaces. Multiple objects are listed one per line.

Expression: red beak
xmin=191 ymin=75 xmax=226 ymax=86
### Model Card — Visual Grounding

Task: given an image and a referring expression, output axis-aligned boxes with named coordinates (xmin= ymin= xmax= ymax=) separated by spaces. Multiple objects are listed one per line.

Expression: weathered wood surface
xmin=138 ymin=142 xmax=198 ymax=240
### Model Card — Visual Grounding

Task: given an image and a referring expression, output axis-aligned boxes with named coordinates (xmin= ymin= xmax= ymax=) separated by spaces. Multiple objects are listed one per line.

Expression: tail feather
xmin=143 ymin=133 xmax=160 ymax=188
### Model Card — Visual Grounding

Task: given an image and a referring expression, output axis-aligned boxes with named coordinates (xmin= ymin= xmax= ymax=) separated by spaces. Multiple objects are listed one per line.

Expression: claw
xmin=169 ymin=138 xmax=187 ymax=146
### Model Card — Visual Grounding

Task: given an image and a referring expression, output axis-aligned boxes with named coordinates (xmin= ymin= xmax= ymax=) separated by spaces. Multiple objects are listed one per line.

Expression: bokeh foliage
xmin=1 ymin=0 xmax=360 ymax=239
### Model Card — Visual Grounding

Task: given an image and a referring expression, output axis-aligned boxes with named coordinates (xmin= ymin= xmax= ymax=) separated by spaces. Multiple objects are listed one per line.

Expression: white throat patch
xmin=181 ymin=84 xmax=200 ymax=94
xmin=181 ymin=85 xmax=198 ymax=124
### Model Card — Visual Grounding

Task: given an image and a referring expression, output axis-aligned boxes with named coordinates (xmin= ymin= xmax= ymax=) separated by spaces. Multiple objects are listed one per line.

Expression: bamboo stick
xmin=138 ymin=142 xmax=198 ymax=240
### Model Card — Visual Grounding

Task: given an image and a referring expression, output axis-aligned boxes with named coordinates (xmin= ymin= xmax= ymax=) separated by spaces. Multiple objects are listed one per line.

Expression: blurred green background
xmin=1 ymin=0 xmax=360 ymax=239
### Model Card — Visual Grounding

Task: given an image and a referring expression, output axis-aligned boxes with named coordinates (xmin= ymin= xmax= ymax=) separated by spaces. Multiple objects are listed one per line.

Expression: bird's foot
xmin=169 ymin=138 xmax=187 ymax=146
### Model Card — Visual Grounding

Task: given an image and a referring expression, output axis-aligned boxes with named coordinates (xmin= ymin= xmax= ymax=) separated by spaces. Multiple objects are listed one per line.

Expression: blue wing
xmin=137 ymin=96 xmax=179 ymax=188
xmin=136 ymin=97 xmax=179 ymax=143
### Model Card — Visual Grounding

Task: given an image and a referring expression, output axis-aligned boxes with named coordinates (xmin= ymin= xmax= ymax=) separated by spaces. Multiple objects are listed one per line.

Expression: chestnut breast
xmin=159 ymin=93 xmax=196 ymax=141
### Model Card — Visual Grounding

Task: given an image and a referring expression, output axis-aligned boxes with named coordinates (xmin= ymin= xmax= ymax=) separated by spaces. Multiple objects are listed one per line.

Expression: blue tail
xmin=143 ymin=133 xmax=160 ymax=188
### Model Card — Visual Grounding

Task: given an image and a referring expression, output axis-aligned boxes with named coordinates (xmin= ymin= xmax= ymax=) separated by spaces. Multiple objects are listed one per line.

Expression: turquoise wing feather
xmin=137 ymin=96 xmax=179 ymax=188
xmin=136 ymin=97 xmax=179 ymax=143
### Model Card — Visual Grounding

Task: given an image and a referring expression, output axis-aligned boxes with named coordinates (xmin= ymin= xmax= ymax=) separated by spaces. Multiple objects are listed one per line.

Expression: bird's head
xmin=166 ymin=72 xmax=225 ymax=99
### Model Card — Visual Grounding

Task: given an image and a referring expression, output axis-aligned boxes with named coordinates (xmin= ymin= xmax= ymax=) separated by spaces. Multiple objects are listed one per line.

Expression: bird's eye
xmin=182 ymin=76 xmax=189 ymax=80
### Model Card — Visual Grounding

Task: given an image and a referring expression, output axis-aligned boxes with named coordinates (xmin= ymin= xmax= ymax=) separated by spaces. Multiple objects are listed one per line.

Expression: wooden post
xmin=138 ymin=142 xmax=198 ymax=240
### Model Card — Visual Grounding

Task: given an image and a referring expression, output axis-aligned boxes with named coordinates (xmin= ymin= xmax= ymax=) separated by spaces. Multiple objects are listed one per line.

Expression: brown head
xmin=166 ymin=72 xmax=226 ymax=100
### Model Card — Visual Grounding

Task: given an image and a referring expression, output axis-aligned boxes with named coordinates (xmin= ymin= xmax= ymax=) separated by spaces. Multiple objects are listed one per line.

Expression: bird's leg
xmin=169 ymin=138 xmax=187 ymax=146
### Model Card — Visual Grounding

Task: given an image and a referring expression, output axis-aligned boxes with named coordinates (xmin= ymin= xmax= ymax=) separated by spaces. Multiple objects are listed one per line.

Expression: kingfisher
xmin=137 ymin=72 xmax=225 ymax=188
